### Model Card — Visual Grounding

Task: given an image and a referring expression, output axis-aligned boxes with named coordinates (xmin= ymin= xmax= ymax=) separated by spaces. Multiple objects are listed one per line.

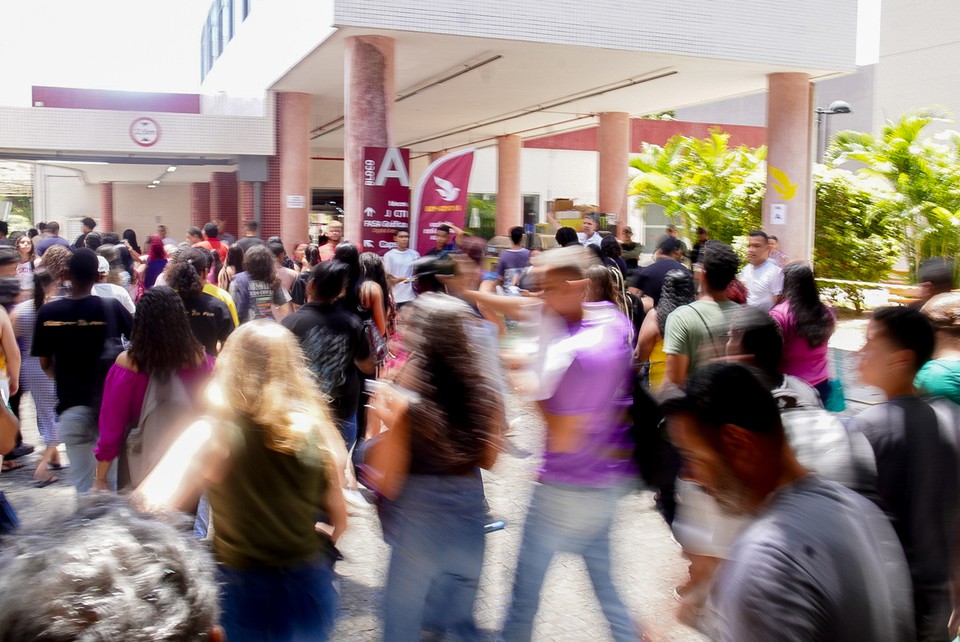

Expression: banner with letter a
xmin=410 ymin=148 xmax=475 ymax=253
xmin=361 ymin=147 xmax=411 ymax=256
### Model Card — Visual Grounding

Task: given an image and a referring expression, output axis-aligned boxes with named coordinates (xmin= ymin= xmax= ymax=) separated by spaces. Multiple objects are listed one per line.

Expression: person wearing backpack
xmin=93 ymin=287 xmax=214 ymax=491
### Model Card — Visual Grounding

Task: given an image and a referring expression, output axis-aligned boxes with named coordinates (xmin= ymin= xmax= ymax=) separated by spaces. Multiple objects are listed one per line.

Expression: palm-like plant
xmin=826 ymin=111 xmax=960 ymax=280
xmin=629 ymin=129 xmax=765 ymax=244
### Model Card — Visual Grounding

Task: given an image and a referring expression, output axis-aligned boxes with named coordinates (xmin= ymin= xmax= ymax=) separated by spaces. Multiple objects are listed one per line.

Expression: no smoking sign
xmin=130 ymin=117 xmax=161 ymax=147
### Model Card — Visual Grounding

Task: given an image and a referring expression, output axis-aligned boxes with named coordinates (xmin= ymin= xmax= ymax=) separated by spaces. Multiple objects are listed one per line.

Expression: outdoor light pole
xmin=815 ymin=100 xmax=853 ymax=162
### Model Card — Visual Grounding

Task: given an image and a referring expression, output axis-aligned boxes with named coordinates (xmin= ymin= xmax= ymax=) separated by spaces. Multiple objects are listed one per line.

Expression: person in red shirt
xmin=318 ymin=221 xmax=343 ymax=262
xmin=194 ymin=222 xmax=228 ymax=264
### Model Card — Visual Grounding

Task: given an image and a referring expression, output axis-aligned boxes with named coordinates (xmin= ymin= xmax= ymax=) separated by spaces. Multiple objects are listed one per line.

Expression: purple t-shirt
xmin=497 ymin=248 xmax=531 ymax=284
xmin=538 ymin=302 xmax=635 ymax=487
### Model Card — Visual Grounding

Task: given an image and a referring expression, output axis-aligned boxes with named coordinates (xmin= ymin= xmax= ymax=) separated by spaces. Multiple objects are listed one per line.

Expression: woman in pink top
xmin=94 ymin=286 xmax=214 ymax=491
xmin=769 ymin=263 xmax=836 ymax=401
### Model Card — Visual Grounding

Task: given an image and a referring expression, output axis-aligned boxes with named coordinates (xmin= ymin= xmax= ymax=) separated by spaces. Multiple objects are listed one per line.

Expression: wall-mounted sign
xmin=362 ymin=147 xmax=411 ymax=256
xmin=286 ymin=195 xmax=306 ymax=208
xmin=770 ymin=203 xmax=787 ymax=225
xmin=130 ymin=117 xmax=160 ymax=147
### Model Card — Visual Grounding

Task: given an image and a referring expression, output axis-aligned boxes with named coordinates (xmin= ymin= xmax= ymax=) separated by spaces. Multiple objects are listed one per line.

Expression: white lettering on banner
xmin=375 ymin=147 xmax=411 ymax=187
xmin=364 ymin=159 xmax=376 ymax=186
xmin=387 ymin=200 xmax=409 ymax=207
xmin=364 ymin=220 xmax=409 ymax=228
xmin=379 ymin=241 xmax=398 ymax=250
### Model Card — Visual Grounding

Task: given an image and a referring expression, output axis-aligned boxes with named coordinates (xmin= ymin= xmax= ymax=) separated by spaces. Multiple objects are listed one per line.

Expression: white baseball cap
xmin=97 ymin=255 xmax=110 ymax=275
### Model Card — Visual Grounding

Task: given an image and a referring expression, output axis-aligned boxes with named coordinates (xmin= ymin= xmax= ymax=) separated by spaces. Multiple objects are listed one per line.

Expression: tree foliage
xmin=813 ymin=166 xmax=899 ymax=311
xmin=629 ymin=129 xmax=903 ymax=308
xmin=826 ymin=110 xmax=960 ymax=281
xmin=628 ymin=129 xmax=765 ymax=245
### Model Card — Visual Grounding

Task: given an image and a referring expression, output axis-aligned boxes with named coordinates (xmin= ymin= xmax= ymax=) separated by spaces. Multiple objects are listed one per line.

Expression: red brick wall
xmin=210 ymin=172 xmax=238 ymax=238
xmin=190 ymin=183 xmax=211 ymax=228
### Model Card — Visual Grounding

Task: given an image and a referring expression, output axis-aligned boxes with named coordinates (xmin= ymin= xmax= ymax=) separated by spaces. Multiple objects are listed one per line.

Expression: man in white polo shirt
xmin=383 ymin=228 xmax=420 ymax=309
xmin=739 ymin=230 xmax=783 ymax=312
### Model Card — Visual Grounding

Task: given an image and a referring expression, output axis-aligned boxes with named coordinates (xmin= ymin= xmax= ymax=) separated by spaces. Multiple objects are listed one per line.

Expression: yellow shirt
xmin=202 ymin=283 xmax=239 ymax=327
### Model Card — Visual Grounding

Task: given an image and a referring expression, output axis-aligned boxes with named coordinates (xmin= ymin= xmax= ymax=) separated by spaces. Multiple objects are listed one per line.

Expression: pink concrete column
xmin=496 ymin=134 xmax=522 ymax=237
xmin=763 ymin=73 xmax=814 ymax=263
xmin=210 ymin=171 xmax=239 ymax=237
xmin=190 ymin=183 xmax=211 ymax=228
xmin=99 ymin=182 xmax=114 ymax=233
xmin=343 ymin=35 xmax=395 ymax=245
xmin=598 ymin=112 xmax=630 ymax=233
xmin=277 ymin=92 xmax=311 ymax=255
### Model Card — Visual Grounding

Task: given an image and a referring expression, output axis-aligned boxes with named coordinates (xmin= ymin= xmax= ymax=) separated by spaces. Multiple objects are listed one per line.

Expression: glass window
xmin=209 ymin=5 xmax=220 ymax=59
xmin=200 ymin=26 xmax=211 ymax=80
xmin=241 ymin=0 xmax=251 ymax=21
xmin=220 ymin=0 xmax=232 ymax=50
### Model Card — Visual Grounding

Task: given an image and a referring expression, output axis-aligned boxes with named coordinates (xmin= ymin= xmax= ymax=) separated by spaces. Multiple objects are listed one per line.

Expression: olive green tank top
xmin=207 ymin=417 xmax=332 ymax=569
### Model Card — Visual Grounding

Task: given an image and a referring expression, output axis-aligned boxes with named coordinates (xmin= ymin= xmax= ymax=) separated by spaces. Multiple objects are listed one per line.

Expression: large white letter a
xmin=375 ymin=147 xmax=410 ymax=187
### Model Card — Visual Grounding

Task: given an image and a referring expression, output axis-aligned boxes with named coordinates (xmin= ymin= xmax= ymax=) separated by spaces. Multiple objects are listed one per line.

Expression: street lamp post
xmin=815 ymin=100 xmax=852 ymax=162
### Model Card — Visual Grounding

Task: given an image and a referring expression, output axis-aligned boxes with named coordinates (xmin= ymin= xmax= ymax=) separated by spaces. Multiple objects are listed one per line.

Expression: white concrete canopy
xmin=273 ymin=27 xmax=846 ymax=156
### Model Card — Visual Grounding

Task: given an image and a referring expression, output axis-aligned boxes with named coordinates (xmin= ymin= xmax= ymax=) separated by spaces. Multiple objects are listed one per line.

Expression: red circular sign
xmin=130 ymin=117 xmax=161 ymax=147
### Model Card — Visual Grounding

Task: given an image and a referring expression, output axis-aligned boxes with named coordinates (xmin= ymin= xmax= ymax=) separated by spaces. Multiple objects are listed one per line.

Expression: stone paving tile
xmin=1 ymin=388 xmax=706 ymax=641
xmin=331 ymin=394 xmax=706 ymax=641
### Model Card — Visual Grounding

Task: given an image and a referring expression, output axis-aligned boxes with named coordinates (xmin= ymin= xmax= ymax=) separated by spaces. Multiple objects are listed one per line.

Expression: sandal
xmin=1 ymin=460 xmax=24 ymax=472
xmin=33 ymin=476 xmax=58 ymax=488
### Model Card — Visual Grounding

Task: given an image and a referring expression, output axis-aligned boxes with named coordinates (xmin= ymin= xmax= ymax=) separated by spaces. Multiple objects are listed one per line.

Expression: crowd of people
xmin=0 ymin=212 xmax=958 ymax=642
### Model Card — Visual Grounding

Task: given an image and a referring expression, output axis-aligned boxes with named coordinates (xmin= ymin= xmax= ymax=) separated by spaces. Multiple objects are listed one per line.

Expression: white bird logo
xmin=434 ymin=176 xmax=460 ymax=202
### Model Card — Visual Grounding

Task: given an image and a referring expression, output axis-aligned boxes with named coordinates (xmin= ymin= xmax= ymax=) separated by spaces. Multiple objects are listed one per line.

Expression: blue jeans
xmin=382 ymin=473 xmax=488 ymax=641
xmin=336 ymin=413 xmax=358 ymax=452
xmin=59 ymin=405 xmax=115 ymax=493
xmin=502 ymin=482 xmax=636 ymax=642
xmin=218 ymin=553 xmax=338 ymax=642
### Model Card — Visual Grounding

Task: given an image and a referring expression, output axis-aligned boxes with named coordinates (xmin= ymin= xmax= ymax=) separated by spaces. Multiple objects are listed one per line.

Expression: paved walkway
xmin=0 ymin=315 xmax=880 ymax=641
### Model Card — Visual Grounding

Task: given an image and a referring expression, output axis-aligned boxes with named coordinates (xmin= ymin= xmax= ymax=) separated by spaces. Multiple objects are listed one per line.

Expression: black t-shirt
xmin=236 ymin=236 xmax=265 ymax=255
xmin=290 ymin=270 xmax=310 ymax=306
xmin=630 ymin=258 xmax=689 ymax=307
xmin=32 ymin=295 xmax=133 ymax=413
xmin=281 ymin=302 xmax=371 ymax=421
xmin=184 ymin=293 xmax=234 ymax=356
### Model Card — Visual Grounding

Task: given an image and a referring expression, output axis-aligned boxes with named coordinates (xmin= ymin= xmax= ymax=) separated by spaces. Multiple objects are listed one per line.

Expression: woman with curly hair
xmin=94 ymin=286 xmax=214 ymax=490
xmin=228 ymin=244 xmax=292 ymax=323
xmin=38 ymin=244 xmax=72 ymax=299
xmin=365 ymin=293 xmax=503 ymax=640
xmin=769 ymin=262 xmax=836 ymax=399
xmin=167 ymin=249 xmax=234 ymax=356
xmin=138 ymin=321 xmax=348 ymax=641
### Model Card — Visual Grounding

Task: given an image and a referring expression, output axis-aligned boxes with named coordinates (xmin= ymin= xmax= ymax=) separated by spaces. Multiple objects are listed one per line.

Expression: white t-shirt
xmin=383 ymin=248 xmax=420 ymax=303
xmin=93 ymin=283 xmax=136 ymax=315
xmin=739 ymin=259 xmax=783 ymax=312
xmin=578 ymin=231 xmax=602 ymax=248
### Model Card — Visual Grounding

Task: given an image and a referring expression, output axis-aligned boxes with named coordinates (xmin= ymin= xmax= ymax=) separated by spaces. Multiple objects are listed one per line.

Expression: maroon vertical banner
xmin=361 ymin=146 xmax=411 ymax=256
xmin=410 ymin=148 xmax=475 ymax=253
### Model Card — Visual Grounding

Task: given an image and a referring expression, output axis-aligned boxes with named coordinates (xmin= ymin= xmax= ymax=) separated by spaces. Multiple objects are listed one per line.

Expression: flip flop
xmin=33 ymin=476 xmax=58 ymax=488
xmin=1 ymin=460 xmax=24 ymax=472
xmin=48 ymin=462 xmax=67 ymax=471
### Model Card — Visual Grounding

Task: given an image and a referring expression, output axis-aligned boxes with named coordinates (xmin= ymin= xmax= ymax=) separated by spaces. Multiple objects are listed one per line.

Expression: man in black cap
xmin=73 ymin=217 xmax=96 ymax=249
